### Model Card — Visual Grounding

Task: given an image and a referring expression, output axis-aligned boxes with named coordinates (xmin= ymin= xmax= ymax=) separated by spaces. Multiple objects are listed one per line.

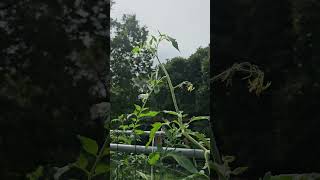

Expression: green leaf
xmin=189 ymin=116 xmax=209 ymax=123
xmin=26 ymin=166 xmax=44 ymax=180
xmin=134 ymin=104 xmax=141 ymax=111
xmin=182 ymin=172 xmax=208 ymax=180
xmin=77 ymin=135 xmax=98 ymax=155
xmin=165 ymin=152 xmax=198 ymax=174
xmin=134 ymin=129 xmax=145 ymax=135
xmin=222 ymin=155 xmax=235 ymax=163
xmin=167 ymin=36 xmax=180 ymax=52
xmin=153 ymin=85 xmax=160 ymax=94
xmin=138 ymin=93 xmax=148 ymax=101
xmin=119 ymin=125 xmax=129 ymax=130
xmin=94 ymin=163 xmax=109 ymax=176
xmin=209 ymin=161 xmax=227 ymax=177
xmin=231 ymin=167 xmax=248 ymax=175
xmin=104 ymin=121 xmax=109 ymax=129
xmin=148 ymin=152 xmax=160 ymax=165
xmin=102 ymin=147 xmax=109 ymax=157
xmin=132 ymin=46 xmax=140 ymax=54
xmin=53 ymin=165 xmax=71 ymax=180
xmin=74 ymin=152 xmax=88 ymax=170
xmin=139 ymin=111 xmax=159 ymax=118
xmin=110 ymin=118 xmax=119 ymax=123
xmin=142 ymin=107 xmax=149 ymax=112
xmin=117 ymin=135 xmax=132 ymax=144
xmin=163 ymin=110 xmax=179 ymax=116
xmin=137 ymin=171 xmax=151 ymax=180
xmin=193 ymin=132 xmax=210 ymax=148
xmin=149 ymin=36 xmax=157 ymax=46
xmin=146 ymin=122 xmax=163 ymax=147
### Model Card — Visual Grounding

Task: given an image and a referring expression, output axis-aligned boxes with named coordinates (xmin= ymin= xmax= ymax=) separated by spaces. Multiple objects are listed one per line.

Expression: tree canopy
xmin=110 ymin=14 xmax=154 ymax=117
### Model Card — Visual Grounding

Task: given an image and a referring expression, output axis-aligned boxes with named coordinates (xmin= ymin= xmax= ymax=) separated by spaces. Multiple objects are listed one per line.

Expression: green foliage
xmin=112 ymin=153 xmax=148 ymax=179
xmin=26 ymin=135 xmax=110 ymax=180
xmin=137 ymin=171 xmax=151 ymax=179
xmin=148 ymin=152 xmax=161 ymax=165
xmin=110 ymin=33 xmax=219 ymax=179
xmin=164 ymin=152 xmax=198 ymax=174
xmin=24 ymin=31 xmax=274 ymax=180
xmin=259 ymin=172 xmax=320 ymax=180
xmin=26 ymin=166 xmax=44 ymax=180
xmin=111 ymin=14 xmax=154 ymax=117
xmin=77 ymin=135 xmax=99 ymax=156
xmin=165 ymin=36 xmax=180 ymax=52
xmin=146 ymin=122 xmax=163 ymax=148
xmin=74 ymin=152 xmax=89 ymax=170
xmin=94 ymin=163 xmax=109 ymax=176
xmin=150 ymin=46 xmax=210 ymax=115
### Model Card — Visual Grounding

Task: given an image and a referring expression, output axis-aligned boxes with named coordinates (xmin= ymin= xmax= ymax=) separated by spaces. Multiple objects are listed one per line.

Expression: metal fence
xmin=110 ymin=128 xmax=207 ymax=179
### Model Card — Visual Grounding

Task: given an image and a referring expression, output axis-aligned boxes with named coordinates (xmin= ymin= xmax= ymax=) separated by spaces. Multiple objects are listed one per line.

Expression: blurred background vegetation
xmin=212 ymin=0 xmax=320 ymax=178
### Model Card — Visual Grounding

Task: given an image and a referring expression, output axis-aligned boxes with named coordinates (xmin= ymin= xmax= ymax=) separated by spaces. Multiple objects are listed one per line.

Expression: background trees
xmin=150 ymin=47 xmax=210 ymax=116
xmin=110 ymin=14 xmax=154 ymax=117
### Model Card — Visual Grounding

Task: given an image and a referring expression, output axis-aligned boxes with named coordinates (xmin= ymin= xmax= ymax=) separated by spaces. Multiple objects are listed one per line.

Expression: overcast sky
xmin=111 ymin=0 xmax=210 ymax=62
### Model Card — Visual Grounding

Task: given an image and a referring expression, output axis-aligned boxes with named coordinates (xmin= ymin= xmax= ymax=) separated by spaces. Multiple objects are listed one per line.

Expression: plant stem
xmin=88 ymin=134 xmax=109 ymax=180
xmin=155 ymin=55 xmax=179 ymax=113
xmin=155 ymin=51 xmax=211 ymax=174
xmin=155 ymin=50 xmax=207 ymax=152
xmin=182 ymin=131 xmax=207 ymax=152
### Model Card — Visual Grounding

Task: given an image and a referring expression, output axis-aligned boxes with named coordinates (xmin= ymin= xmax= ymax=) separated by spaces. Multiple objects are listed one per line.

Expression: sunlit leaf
xmin=132 ymin=46 xmax=140 ymax=54
xmin=134 ymin=124 xmax=141 ymax=128
xmin=139 ymin=111 xmax=159 ymax=118
xmin=134 ymin=129 xmax=145 ymax=135
xmin=119 ymin=125 xmax=129 ymax=130
xmin=148 ymin=152 xmax=160 ymax=165
xmin=134 ymin=104 xmax=141 ymax=111
xmin=146 ymin=122 xmax=163 ymax=148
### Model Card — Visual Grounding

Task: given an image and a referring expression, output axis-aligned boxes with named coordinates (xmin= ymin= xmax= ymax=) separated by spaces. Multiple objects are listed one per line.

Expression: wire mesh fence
xmin=110 ymin=126 xmax=209 ymax=179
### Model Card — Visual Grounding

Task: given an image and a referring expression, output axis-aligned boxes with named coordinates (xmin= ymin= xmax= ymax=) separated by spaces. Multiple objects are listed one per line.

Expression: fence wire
xmin=110 ymin=124 xmax=208 ymax=180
